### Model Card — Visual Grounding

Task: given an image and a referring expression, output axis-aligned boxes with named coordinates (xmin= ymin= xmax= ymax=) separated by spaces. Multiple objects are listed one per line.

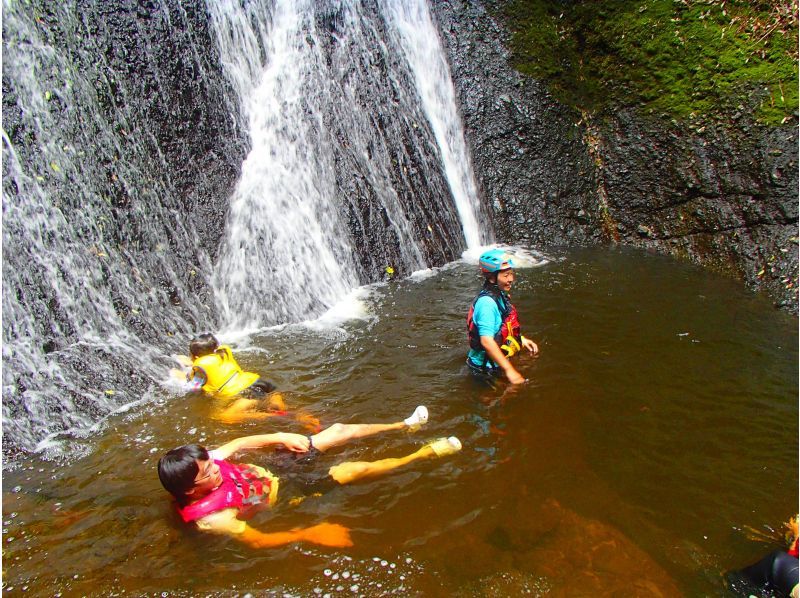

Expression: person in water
xmin=728 ymin=515 xmax=799 ymax=597
xmin=157 ymin=406 xmax=461 ymax=548
xmin=177 ymin=333 xmax=319 ymax=430
xmin=467 ymin=248 xmax=539 ymax=384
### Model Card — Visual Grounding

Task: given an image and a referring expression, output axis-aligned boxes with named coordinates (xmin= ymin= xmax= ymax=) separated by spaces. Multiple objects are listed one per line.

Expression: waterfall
xmin=2 ymin=0 xmax=487 ymax=457
xmin=209 ymin=0 xmax=362 ymax=331
xmin=208 ymin=0 xmax=485 ymax=330
xmin=382 ymin=0 xmax=487 ymax=249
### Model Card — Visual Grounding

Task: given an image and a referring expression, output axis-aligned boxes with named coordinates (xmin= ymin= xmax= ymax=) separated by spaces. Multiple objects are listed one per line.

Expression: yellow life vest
xmin=192 ymin=345 xmax=259 ymax=397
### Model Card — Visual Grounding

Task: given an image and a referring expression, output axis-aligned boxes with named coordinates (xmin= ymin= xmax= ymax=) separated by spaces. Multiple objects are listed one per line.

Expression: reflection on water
xmin=3 ymin=248 xmax=797 ymax=595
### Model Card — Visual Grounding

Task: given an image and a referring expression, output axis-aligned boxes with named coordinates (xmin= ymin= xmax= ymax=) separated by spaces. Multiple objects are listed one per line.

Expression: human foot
xmin=425 ymin=436 xmax=462 ymax=457
xmin=404 ymin=405 xmax=428 ymax=432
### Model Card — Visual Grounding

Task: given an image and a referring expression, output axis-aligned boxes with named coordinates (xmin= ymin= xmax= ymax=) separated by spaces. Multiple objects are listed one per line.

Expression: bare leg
xmin=266 ymin=392 xmax=287 ymax=411
xmin=216 ymin=398 xmax=278 ymax=424
xmin=310 ymin=422 xmax=406 ymax=453
xmin=328 ymin=441 xmax=457 ymax=485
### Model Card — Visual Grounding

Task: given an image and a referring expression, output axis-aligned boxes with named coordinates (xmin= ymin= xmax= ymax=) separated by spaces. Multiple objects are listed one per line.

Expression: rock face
xmin=430 ymin=0 xmax=601 ymax=247
xmin=598 ymin=112 xmax=798 ymax=312
xmin=2 ymin=0 xmax=250 ymax=460
xmin=432 ymin=0 xmax=798 ymax=313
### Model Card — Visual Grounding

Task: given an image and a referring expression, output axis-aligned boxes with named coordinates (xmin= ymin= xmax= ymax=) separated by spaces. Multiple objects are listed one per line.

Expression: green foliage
xmin=501 ymin=0 xmax=798 ymax=124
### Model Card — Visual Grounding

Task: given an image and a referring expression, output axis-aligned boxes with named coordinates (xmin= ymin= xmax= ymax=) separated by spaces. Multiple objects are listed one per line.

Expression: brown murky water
xmin=3 ymin=247 xmax=797 ymax=596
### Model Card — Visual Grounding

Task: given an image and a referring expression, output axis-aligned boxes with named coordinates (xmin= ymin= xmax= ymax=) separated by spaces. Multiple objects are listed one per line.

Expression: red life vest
xmin=177 ymin=459 xmax=273 ymax=523
xmin=467 ymin=289 xmax=522 ymax=355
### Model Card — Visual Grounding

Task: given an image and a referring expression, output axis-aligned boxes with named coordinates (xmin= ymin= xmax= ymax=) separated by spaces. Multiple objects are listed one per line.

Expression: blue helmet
xmin=479 ymin=249 xmax=514 ymax=274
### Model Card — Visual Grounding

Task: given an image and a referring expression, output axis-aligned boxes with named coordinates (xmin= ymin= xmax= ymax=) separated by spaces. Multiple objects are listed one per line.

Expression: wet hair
xmin=189 ymin=333 xmax=219 ymax=359
xmin=482 ymin=271 xmax=499 ymax=284
xmin=481 ymin=275 xmax=501 ymax=294
xmin=157 ymin=444 xmax=209 ymax=505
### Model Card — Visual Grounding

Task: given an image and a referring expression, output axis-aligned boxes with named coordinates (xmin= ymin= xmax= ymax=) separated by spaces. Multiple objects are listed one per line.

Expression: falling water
xmin=209 ymin=0 xmax=362 ymax=331
xmin=1 ymin=1 xmax=230 ymax=455
xmin=382 ymin=0 xmax=487 ymax=249
xmin=209 ymin=0 xmax=486 ymax=330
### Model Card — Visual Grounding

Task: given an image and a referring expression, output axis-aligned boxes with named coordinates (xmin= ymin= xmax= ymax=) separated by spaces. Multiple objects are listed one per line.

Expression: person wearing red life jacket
xmin=467 ymin=248 xmax=539 ymax=384
xmin=157 ymin=406 xmax=462 ymax=549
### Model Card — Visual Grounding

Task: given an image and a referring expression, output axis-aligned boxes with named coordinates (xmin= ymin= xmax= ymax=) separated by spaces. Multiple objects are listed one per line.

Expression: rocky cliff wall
xmin=432 ymin=0 xmax=798 ymax=312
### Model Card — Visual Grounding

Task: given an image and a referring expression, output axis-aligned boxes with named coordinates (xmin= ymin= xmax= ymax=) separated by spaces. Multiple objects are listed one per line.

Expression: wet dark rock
xmin=598 ymin=110 xmax=798 ymax=313
xmin=432 ymin=1 xmax=612 ymax=249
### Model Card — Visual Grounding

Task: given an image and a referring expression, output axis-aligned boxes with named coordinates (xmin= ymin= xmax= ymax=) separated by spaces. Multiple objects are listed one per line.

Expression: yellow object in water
xmin=192 ymin=345 xmax=259 ymax=397
xmin=500 ymin=336 xmax=521 ymax=358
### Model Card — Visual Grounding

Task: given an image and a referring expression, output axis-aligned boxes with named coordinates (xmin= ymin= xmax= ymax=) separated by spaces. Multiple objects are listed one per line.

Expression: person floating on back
xmin=174 ymin=332 xmax=319 ymax=430
xmin=467 ymin=248 xmax=539 ymax=384
xmin=157 ymin=406 xmax=461 ymax=548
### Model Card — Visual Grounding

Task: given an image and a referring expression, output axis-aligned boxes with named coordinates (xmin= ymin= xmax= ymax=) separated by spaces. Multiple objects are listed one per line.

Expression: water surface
xmin=3 ymin=247 xmax=797 ymax=596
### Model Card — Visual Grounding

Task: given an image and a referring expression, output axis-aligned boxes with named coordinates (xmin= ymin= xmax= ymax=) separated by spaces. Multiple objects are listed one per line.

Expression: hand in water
xmin=506 ymin=369 xmax=526 ymax=385
xmin=302 ymin=523 xmax=353 ymax=547
xmin=522 ymin=337 xmax=539 ymax=356
xmin=280 ymin=433 xmax=312 ymax=452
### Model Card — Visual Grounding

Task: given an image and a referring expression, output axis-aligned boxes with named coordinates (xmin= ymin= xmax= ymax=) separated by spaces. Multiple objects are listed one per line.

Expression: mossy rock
xmin=498 ymin=0 xmax=798 ymax=125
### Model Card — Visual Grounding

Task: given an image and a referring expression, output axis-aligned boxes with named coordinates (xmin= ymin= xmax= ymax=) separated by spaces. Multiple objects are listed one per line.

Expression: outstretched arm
xmin=197 ymin=509 xmax=352 ymax=548
xmin=239 ymin=522 xmax=353 ymax=549
xmin=481 ymin=335 xmax=525 ymax=384
xmin=214 ymin=432 xmax=310 ymax=460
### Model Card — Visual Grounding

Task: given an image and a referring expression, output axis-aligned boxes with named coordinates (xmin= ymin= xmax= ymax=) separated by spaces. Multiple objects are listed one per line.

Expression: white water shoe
xmin=404 ymin=406 xmax=428 ymax=431
xmin=426 ymin=436 xmax=462 ymax=457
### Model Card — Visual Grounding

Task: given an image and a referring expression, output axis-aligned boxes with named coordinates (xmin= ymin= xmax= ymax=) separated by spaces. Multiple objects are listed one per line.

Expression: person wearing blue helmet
xmin=466 ymin=248 xmax=539 ymax=384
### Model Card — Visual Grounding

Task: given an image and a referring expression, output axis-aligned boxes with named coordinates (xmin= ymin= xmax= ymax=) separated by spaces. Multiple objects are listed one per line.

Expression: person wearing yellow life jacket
xmin=184 ymin=333 xmax=319 ymax=431
xmin=188 ymin=333 xmax=274 ymax=397
xmin=467 ymin=249 xmax=539 ymax=384
xmin=157 ymin=406 xmax=461 ymax=549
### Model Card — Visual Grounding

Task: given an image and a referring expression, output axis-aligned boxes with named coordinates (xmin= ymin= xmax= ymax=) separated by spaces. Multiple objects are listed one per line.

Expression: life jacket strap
xmin=215 ymin=372 xmax=239 ymax=393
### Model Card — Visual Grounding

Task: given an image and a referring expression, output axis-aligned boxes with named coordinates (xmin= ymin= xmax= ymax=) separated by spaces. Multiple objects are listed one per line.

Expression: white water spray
xmin=208 ymin=0 xmax=492 ymax=332
xmin=209 ymin=0 xmax=359 ymax=332
xmin=382 ymin=0 xmax=487 ymax=249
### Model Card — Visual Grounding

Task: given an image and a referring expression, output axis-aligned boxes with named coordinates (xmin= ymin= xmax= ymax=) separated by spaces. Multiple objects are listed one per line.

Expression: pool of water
xmin=3 ymin=247 xmax=797 ymax=596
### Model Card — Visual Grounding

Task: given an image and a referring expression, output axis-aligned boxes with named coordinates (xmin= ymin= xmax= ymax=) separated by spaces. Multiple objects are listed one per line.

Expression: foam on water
xmin=461 ymin=244 xmax=549 ymax=269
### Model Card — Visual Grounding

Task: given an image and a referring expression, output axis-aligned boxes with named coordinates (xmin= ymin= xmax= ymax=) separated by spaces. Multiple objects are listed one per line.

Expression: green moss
xmin=501 ymin=0 xmax=798 ymax=124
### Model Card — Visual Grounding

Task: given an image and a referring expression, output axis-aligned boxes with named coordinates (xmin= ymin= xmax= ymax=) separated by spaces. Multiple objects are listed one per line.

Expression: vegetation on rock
xmin=500 ymin=0 xmax=798 ymax=124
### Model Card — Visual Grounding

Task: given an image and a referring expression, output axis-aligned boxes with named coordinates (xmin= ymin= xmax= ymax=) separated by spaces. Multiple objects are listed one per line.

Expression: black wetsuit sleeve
xmin=733 ymin=550 xmax=799 ymax=596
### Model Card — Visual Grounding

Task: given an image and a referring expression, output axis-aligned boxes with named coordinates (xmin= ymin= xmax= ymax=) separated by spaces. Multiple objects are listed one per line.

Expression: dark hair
xmin=189 ymin=333 xmax=219 ymax=359
xmin=157 ymin=444 xmax=209 ymax=505
xmin=482 ymin=275 xmax=501 ymax=293
xmin=482 ymin=268 xmax=500 ymax=283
